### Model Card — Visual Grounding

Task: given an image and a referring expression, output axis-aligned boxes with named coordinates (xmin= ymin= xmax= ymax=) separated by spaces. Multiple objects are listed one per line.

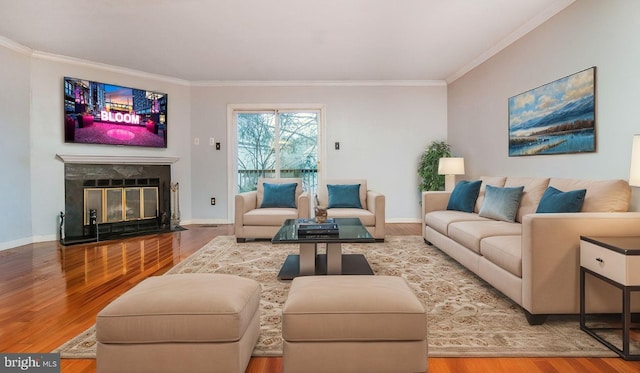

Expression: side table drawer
xmin=580 ymin=240 xmax=640 ymax=286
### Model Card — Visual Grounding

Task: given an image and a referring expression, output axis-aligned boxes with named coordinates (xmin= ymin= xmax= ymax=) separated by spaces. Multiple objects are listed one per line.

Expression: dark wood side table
xmin=580 ymin=236 xmax=640 ymax=360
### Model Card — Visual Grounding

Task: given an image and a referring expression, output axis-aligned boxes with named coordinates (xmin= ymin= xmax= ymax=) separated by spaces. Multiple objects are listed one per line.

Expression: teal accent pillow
xmin=327 ymin=184 xmax=362 ymax=208
xmin=447 ymin=180 xmax=482 ymax=212
xmin=536 ymin=186 xmax=586 ymax=213
xmin=478 ymin=185 xmax=524 ymax=222
xmin=260 ymin=182 xmax=297 ymax=208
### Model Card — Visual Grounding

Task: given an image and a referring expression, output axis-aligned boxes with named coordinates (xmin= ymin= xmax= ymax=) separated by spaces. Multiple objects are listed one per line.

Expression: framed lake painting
xmin=508 ymin=67 xmax=596 ymax=156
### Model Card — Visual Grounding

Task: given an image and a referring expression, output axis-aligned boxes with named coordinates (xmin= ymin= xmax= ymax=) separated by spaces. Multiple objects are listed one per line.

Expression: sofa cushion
xmin=505 ymin=177 xmax=550 ymax=222
xmin=447 ymin=180 xmax=482 ymax=212
xmin=536 ymin=186 xmax=586 ymax=213
xmin=548 ymin=178 xmax=630 ymax=212
xmin=260 ymin=182 xmax=297 ymax=208
xmin=319 ymin=179 xmax=367 ymax=210
xmin=327 ymin=184 xmax=362 ymax=208
xmin=448 ymin=220 xmax=522 ymax=254
xmin=243 ymin=208 xmax=298 ymax=226
xmin=480 ymin=235 xmax=522 ymax=277
xmin=478 ymin=185 xmax=524 ymax=223
xmin=474 ymin=176 xmax=507 ymax=213
xmin=327 ymin=208 xmax=375 ymax=226
xmin=257 ymin=177 xmax=303 ymax=208
xmin=425 ymin=211 xmax=490 ymax=236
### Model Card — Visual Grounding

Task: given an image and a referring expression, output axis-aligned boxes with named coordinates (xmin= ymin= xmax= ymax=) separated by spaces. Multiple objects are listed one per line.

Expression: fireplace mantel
xmin=56 ymin=154 xmax=179 ymax=165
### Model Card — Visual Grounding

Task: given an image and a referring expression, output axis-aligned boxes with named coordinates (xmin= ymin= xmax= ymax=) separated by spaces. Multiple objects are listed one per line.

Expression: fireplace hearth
xmin=61 ymin=162 xmax=174 ymax=245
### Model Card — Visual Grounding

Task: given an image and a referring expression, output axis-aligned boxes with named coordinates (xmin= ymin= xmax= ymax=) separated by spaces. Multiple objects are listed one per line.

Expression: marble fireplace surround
xmin=57 ymin=154 xmax=179 ymax=244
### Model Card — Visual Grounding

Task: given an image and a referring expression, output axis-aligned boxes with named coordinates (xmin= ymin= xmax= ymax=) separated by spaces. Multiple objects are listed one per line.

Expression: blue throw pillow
xmin=260 ymin=182 xmax=297 ymax=208
xmin=536 ymin=186 xmax=586 ymax=213
xmin=447 ymin=180 xmax=482 ymax=212
xmin=327 ymin=184 xmax=362 ymax=208
xmin=478 ymin=185 xmax=524 ymax=222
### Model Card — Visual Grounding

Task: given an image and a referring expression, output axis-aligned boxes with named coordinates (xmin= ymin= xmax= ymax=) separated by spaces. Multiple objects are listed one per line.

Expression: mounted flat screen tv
xmin=64 ymin=77 xmax=168 ymax=148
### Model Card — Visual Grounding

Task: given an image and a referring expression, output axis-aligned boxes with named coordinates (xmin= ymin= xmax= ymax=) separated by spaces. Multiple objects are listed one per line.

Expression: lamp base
xmin=445 ymin=175 xmax=456 ymax=192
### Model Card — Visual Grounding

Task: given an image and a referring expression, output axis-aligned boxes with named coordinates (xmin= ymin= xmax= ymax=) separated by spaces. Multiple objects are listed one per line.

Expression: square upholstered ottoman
xmin=96 ymin=273 xmax=261 ymax=373
xmin=282 ymin=275 xmax=428 ymax=373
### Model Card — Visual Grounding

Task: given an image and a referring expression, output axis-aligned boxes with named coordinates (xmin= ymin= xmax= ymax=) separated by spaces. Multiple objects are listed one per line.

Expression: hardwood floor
xmin=1 ymin=223 xmax=639 ymax=372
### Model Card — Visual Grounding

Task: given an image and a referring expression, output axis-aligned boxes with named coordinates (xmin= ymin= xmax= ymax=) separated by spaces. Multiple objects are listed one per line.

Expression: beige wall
xmin=448 ymin=0 xmax=640 ymax=210
xmin=189 ymin=84 xmax=447 ymax=222
xmin=0 ymin=44 xmax=31 ymax=248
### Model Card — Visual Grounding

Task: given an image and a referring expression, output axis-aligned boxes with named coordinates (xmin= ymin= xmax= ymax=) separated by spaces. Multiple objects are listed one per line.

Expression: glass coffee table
xmin=272 ymin=218 xmax=375 ymax=280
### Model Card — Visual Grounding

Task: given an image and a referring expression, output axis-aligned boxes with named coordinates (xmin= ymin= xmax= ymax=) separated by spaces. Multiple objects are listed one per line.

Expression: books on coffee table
xmin=296 ymin=218 xmax=339 ymax=236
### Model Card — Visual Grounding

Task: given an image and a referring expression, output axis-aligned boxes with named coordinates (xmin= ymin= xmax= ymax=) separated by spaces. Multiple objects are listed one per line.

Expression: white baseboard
xmin=385 ymin=218 xmax=422 ymax=223
xmin=185 ymin=219 xmax=232 ymax=225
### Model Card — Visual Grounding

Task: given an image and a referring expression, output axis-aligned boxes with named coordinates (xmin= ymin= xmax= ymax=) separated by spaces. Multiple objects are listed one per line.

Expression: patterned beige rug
xmin=54 ymin=235 xmax=615 ymax=358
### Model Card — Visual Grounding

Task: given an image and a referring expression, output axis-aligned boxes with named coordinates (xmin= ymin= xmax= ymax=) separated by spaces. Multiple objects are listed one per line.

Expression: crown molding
xmin=446 ymin=0 xmax=576 ymax=84
xmin=31 ymin=50 xmax=191 ymax=86
xmin=56 ymin=154 xmax=179 ymax=165
xmin=191 ymin=79 xmax=446 ymax=87
xmin=0 ymin=36 xmax=33 ymax=54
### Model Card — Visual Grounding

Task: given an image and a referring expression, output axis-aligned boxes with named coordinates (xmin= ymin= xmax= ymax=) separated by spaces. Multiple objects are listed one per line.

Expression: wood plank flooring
xmin=1 ymin=223 xmax=639 ymax=372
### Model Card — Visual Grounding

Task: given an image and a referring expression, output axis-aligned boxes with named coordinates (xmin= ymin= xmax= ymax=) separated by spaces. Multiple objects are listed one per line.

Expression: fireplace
xmin=59 ymin=157 xmax=176 ymax=245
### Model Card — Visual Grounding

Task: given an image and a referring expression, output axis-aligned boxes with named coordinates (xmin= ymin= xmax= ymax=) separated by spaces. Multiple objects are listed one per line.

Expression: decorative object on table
xmin=418 ymin=140 xmax=451 ymax=192
xmin=296 ymin=218 xmax=338 ymax=236
xmin=438 ymin=157 xmax=465 ymax=191
xmin=313 ymin=194 xmax=327 ymax=223
xmin=170 ymin=182 xmax=180 ymax=228
xmin=508 ymin=67 xmax=596 ymax=156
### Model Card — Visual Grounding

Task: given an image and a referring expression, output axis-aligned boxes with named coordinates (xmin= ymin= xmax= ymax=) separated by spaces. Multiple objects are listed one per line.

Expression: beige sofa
xmin=317 ymin=179 xmax=386 ymax=241
xmin=235 ymin=178 xmax=310 ymax=242
xmin=422 ymin=176 xmax=640 ymax=324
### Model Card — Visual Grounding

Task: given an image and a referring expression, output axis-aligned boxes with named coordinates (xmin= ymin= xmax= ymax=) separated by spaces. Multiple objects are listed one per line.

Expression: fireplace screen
xmin=84 ymin=187 xmax=158 ymax=224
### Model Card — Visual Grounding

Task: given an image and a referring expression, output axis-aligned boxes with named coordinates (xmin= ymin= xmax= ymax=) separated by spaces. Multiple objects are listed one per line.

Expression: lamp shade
xmin=438 ymin=157 xmax=465 ymax=175
xmin=629 ymin=135 xmax=640 ymax=187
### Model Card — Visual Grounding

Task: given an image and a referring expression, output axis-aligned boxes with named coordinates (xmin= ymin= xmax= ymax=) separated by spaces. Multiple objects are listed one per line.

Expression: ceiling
xmin=0 ymin=0 xmax=574 ymax=83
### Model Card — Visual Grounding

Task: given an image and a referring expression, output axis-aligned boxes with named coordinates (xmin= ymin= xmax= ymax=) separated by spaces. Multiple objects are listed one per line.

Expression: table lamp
xmin=438 ymin=157 xmax=465 ymax=191
xmin=629 ymin=135 xmax=640 ymax=187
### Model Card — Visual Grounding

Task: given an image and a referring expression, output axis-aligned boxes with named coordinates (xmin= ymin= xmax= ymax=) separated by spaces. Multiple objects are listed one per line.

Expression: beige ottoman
xmin=96 ymin=274 xmax=261 ymax=373
xmin=282 ymin=275 xmax=428 ymax=373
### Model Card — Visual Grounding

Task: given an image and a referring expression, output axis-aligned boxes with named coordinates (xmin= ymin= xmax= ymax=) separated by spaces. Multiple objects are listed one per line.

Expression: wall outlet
xmin=210 ymin=197 xmax=216 ymax=205
xmin=209 ymin=137 xmax=215 ymax=146
xmin=194 ymin=137 xmax=200 ymax=145
xmin=215 ymin=142 xmax=221 ymax=150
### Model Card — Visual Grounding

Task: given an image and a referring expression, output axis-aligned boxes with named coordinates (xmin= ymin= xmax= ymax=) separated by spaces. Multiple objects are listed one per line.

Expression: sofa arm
xmin=421 ymin=191 xmax=450 ymax=217
xmin=367 ymin=190 xmax=386 ymax=239
xmin=521 ymin=212 xmax=640 ymax=315
xmin=234 ymin=191 xmax=258 ymax=233
xmin=298 ymin=192 xmax=310 ymax=219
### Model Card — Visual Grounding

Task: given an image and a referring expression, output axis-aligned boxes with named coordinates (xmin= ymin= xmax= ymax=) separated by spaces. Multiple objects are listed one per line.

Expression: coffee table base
xmin=277 ymin=254 xmax=374 ymax=280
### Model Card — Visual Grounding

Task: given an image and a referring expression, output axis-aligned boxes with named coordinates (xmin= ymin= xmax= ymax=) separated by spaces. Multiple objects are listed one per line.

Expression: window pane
xmin=237 ymin=112 xmax=276 ymax=192
xmin=279 ymin=112 xmax=318 ymax=195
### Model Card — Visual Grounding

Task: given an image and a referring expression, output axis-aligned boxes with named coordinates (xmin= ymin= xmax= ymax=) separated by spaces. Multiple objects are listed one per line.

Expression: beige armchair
xmin=317 ymin=179 xmax=385 ymax=241
xmin=235 ymin=177 xmax=310 ymax=242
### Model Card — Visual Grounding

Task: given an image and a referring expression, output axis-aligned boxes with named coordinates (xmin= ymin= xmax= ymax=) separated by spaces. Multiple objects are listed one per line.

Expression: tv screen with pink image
xmin=64 ymin=77 xmax=168 ymax=148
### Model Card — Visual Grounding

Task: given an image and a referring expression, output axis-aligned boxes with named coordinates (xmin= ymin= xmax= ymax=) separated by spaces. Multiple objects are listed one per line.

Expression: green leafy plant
xmin=418 ymin=141 xmax=451 ymax=191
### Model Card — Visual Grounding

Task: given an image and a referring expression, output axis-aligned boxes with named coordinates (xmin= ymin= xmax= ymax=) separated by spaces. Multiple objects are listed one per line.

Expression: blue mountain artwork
xmin=510 ymin=94 xmax=594 ymax=134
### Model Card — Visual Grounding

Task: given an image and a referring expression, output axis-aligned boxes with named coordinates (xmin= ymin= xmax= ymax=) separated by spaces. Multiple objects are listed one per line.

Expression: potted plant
xmin=418 ymin=140 xmax=451 ymax=192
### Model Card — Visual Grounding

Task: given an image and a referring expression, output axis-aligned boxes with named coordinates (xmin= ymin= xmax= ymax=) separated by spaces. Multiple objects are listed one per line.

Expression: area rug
xmin=54 ymin=235 xmax=615 ymax=358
